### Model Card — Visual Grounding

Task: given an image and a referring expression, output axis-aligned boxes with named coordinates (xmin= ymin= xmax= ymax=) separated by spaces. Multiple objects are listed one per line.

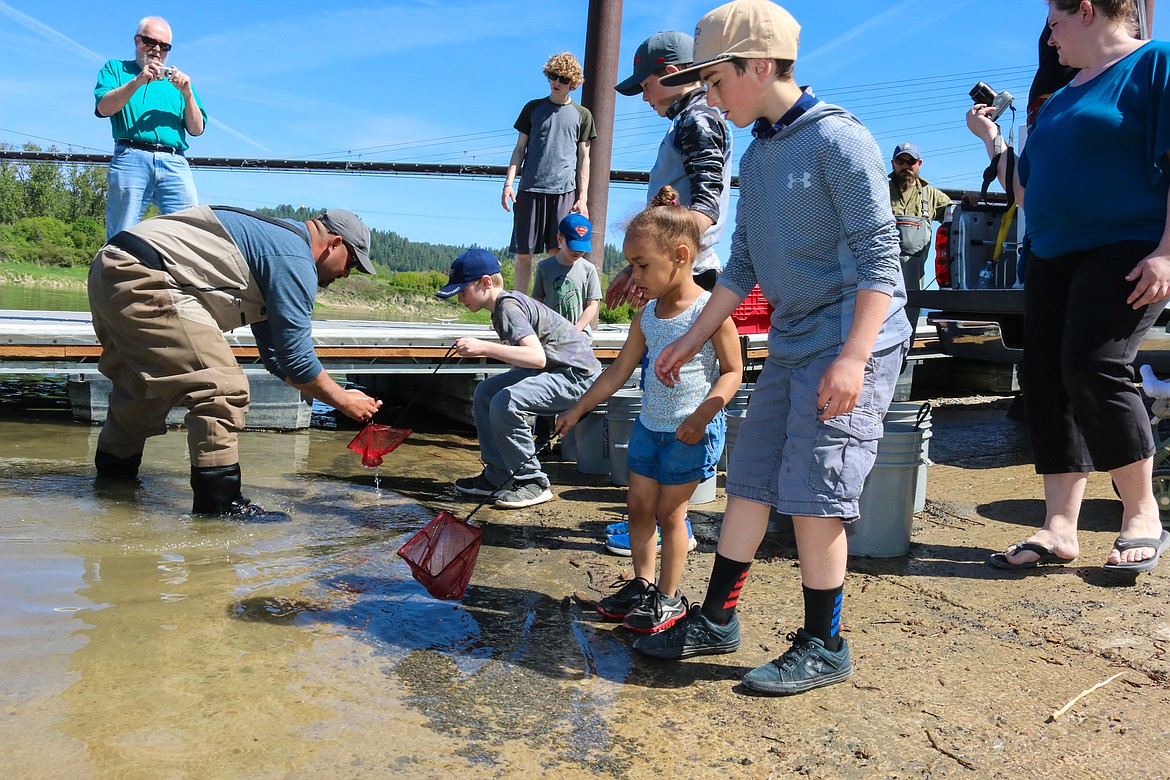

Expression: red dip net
xmin=397 ymin=511 xmax=483 ymax=600
xmin=347 ymin=423 xmax=411 ymax=467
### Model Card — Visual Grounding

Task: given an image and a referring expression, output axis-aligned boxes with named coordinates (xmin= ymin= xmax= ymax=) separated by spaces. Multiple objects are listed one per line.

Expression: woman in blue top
xmin=968 ymin=0 xmax=1170 ymax=573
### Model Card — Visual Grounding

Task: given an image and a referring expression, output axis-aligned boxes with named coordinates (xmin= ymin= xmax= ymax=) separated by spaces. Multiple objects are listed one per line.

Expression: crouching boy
xmin=437 ymin=249 xmax=602 ymax=508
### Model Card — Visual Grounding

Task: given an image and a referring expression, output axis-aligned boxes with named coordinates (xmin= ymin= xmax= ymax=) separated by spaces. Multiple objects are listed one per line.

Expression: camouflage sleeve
xmin=674 ymin=108 xmax=730 ymax=224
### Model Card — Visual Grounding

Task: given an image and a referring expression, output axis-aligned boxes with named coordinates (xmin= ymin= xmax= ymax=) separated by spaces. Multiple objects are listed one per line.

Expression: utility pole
xmin=580 ymin=0 xmax=622 ymax=277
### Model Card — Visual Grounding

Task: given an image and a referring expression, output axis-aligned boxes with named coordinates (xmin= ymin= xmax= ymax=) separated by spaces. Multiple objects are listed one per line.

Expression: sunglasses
xmin=894 ymin=156 xmax=919 ymax=166
xmin=343 ymin=243 xmax=360 ymax=271
xmin=136 ymin=34 xmax=172 ymax=52
xmin=547 ymin=73 xmax=573 ymax=85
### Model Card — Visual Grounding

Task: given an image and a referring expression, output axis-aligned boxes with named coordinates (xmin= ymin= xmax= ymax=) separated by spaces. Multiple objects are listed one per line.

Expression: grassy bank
xmin=0 ymin=260 xmax=490 ymax=323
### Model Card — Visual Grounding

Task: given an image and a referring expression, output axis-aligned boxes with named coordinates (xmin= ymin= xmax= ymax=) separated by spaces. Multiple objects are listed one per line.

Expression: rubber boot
xmin=95 ymin=449 xmax=142 ymax=480
xmin=190 ymin=464 xmax=288 ymax=520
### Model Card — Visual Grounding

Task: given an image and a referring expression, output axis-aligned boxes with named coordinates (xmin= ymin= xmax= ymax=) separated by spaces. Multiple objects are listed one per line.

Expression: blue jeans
xmin=472 ymin=366 xmax=596 ymax=486
xmin=105 ymin=145 xmax=198 ymax=239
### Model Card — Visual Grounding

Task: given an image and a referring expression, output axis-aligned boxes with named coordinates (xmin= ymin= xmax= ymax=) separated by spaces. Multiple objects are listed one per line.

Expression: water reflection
xmin=0 ymin=417 xmax=637 ymax=775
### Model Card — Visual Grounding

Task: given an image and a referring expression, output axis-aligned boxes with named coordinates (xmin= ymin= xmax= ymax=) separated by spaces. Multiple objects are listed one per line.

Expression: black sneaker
xmin=632 ymin=604 xmax=740 ymax=659
xmin=622 ymin=587 xmax=687 ymax=633
xmin=596 ymin=576 xmax=651 ymax=620
xmin=454 ymin=471 xmax=500 ymax=497
xmin=740 ymin=628 xmax=852 ymax=695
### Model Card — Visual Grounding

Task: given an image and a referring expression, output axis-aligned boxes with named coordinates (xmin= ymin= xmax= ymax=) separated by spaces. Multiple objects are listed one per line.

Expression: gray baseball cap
xmin=892 ymin=142 xmax=922 ymax=161
xmin=615 ymin=31 xmax=694 ymax=96
xmin=319 ymin=209 xmax=375 ymax=274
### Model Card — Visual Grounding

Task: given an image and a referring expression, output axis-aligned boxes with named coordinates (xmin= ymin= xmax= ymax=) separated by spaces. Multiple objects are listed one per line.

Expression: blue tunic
xmin=1020 ymin=41 xmax=1170 ymax=258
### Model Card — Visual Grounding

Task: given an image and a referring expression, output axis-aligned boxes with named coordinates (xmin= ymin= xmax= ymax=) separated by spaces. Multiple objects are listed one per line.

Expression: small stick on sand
xmin=1047 ymin=671 xmax=1128 ymax=723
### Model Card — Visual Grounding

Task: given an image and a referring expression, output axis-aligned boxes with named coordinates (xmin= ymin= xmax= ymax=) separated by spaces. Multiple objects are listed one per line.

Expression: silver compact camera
xmin=158 ymin=66 xmax=176 ymax=80
xmin=970 ymin=81 xmax=1014 ymax=122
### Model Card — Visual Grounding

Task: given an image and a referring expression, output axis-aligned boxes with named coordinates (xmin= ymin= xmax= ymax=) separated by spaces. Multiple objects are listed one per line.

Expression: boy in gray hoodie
xmin=636 ymin=0 xmax=912 ymax=696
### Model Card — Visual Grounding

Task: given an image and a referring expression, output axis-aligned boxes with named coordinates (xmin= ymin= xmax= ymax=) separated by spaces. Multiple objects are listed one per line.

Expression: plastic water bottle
xmin=974 ymin=260 xmax=995 ymax=289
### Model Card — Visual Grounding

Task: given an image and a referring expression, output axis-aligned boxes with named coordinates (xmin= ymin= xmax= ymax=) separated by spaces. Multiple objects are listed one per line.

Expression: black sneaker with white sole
xmin=454 ymin=471 xmax=500 ymax=497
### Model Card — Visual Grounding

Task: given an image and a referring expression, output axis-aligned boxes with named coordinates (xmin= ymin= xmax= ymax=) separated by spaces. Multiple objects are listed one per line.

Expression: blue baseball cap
xmin=558 ymin=213 xmax=592 ymax=252
xmin=436 ymin=248 xmax=502 ymax=299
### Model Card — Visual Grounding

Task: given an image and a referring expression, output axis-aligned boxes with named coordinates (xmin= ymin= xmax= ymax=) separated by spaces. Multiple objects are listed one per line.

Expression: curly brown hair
xmin=543 ymin=52 xmax=584 ymax=87
xmin=624 ymin=186 xmax=701 ymax=256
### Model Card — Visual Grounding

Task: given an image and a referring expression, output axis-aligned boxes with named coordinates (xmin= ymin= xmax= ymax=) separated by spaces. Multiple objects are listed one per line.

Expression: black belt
xmin=107 ymin=230 xmax=164 ymax=270
xmin=116 ymin=138 xmax=183 ymax=156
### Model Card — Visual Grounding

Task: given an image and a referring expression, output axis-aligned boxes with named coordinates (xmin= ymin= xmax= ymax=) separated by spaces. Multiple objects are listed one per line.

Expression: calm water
xmin=0 ymin=417 xmax=633 ymax=777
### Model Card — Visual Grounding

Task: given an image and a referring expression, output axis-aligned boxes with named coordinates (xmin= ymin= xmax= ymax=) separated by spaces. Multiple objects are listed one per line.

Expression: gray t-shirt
xmin=515 ymin=98 xmax=597 ymax=194
xmin=531 ymin=253 xmax=602 ymax=340
xmin=491 ymin=290 xmax=601 ymax=375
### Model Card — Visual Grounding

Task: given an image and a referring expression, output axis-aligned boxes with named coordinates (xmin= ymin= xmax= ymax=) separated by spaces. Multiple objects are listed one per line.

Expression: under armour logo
xmin=788 ymin=172 xmax=811 ymax=189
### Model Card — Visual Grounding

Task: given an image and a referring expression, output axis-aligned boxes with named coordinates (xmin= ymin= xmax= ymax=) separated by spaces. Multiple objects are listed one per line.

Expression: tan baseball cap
xmin=660 ymin=0 xmax=800 ymax=87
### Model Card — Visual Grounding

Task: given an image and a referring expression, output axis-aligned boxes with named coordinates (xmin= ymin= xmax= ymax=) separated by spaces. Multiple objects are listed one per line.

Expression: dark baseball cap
xmin=436 ymin=248 xmax=502 ymax=299
xmin=615 ymin=31 xmax=694 ymax=96
xmin=318 ymin=209 xmax=375 ymax=274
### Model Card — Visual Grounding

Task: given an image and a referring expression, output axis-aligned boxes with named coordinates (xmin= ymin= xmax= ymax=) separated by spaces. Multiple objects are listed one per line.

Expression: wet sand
xmin=1 ymin=396 xmax=1168 ymax=778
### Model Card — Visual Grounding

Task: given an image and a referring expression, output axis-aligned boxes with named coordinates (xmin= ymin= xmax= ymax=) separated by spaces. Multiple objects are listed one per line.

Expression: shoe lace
xmin=651 ymin=588 xmax=688 ymax=619
xmin=774 ymin=631 xmax=813 ymax=670
xmin=609 ymin=576 xmax=651 ymax=596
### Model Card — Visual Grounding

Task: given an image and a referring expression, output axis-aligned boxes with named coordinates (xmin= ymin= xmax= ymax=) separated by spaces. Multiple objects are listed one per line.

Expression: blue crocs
xmin=604 ymin=518 xmax=695 ymax=556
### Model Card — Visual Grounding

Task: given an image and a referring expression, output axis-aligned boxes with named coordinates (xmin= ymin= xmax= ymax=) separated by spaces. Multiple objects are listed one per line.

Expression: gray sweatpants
xmin=473 ymin=365 xmax=596 ymax=486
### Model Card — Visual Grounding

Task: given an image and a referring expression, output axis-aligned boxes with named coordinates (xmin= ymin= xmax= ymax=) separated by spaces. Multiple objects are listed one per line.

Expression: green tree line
xmin=0 ymin=145 xmax=635 ymax=322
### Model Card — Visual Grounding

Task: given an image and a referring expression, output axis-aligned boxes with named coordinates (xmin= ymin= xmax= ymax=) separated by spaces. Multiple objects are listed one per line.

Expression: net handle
xmin=390 ymin=343 xmax=458 ymax=429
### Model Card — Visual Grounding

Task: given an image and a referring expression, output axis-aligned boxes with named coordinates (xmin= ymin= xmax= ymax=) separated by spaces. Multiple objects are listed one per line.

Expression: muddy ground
xmin=375 ymin=394 xmax=1170 ymax=779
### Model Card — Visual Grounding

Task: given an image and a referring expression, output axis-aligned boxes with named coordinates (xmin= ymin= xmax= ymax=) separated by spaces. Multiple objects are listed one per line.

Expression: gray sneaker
xmin=494 ymin=480 xmax=553 ymax=509
xmin=454 ymin=471 xmax=500 ymax=497
xmin=622 ymin=587 xmax=687 ymax=633
xmin=740 ymin=628 xmax=852 ymax=695
xmin=632 ymin=605 xmax=740 ymax=659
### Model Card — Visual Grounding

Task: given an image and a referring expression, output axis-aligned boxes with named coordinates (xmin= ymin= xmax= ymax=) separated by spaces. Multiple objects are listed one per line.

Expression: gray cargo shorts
xmin=726 ymin=342 xmax=906 ymax=519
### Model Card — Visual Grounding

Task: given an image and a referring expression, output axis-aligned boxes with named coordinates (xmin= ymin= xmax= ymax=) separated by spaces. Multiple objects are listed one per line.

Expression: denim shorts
xmin=726 ymin=342 xmax=906 ymax=519
xmin=627 ymin=414 xmax=725 ymax=486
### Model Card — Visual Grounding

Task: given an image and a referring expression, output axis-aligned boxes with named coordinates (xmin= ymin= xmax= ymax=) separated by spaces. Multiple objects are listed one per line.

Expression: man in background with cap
xmin=95 ymin=16 xmax=206 ymax=239
xmin=637 ymin=0 xmax=910 ymax=697
xmin=606 ymin=30 xmax=733 ymax=307
xmin=889 ymin=142 xmax=952 ymax=330
xmin=88 ymin=205 xmax=382 ymax=517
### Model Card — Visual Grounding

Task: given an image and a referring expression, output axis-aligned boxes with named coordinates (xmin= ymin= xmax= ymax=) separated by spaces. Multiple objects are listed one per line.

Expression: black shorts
xmin=510 ymin=190 xmax=575 ymax=255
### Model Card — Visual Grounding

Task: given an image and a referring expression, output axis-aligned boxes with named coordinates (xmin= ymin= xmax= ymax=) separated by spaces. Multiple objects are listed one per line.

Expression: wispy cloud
xmin=0 ymin=0 xmax=103 ymax=63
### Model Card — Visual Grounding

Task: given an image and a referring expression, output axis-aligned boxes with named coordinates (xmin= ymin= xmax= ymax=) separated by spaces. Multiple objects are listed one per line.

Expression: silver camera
xmin=970 ymin=81 xmax=1014 ymax=122
xmin=158 ymin=66 xmax=176 ymax=80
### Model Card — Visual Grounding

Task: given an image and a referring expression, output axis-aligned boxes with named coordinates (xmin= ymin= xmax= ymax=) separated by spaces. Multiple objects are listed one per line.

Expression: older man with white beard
xmin=889 ymin=142 xmax=951 ymax=331
xmin=95 ymin=16 xmax=206 ymax=239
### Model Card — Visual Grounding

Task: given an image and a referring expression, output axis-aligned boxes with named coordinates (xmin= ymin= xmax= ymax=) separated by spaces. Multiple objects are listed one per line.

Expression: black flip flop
xmin=988 ymin=541 xmax=1077 ymax=570
xmin=1102 ymin=530 xmax=1170 ymax=573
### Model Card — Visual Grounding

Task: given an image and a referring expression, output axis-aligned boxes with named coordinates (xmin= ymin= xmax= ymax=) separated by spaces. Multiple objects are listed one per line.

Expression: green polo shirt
xmin=94 ymin=58 xmax=206 ymax=151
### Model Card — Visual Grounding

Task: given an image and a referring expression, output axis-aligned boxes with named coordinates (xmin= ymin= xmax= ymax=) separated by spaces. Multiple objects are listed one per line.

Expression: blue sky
xmin=0 ymin=1 xmax=1164 ymax=262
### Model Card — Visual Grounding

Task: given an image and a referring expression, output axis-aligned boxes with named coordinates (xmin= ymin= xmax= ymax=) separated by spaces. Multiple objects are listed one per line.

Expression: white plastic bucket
xmin=574 ymin=402 xmax=609 ymax=475
xmin=605 ymin=389 xmax=642 ymax=486
xmin=690 ymin=473 xmax=717 ymax=504
xmin=848 ymin=422 xmax=932 ymax=557
xmin=883 ymin=402 xmax=933 ymax=513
